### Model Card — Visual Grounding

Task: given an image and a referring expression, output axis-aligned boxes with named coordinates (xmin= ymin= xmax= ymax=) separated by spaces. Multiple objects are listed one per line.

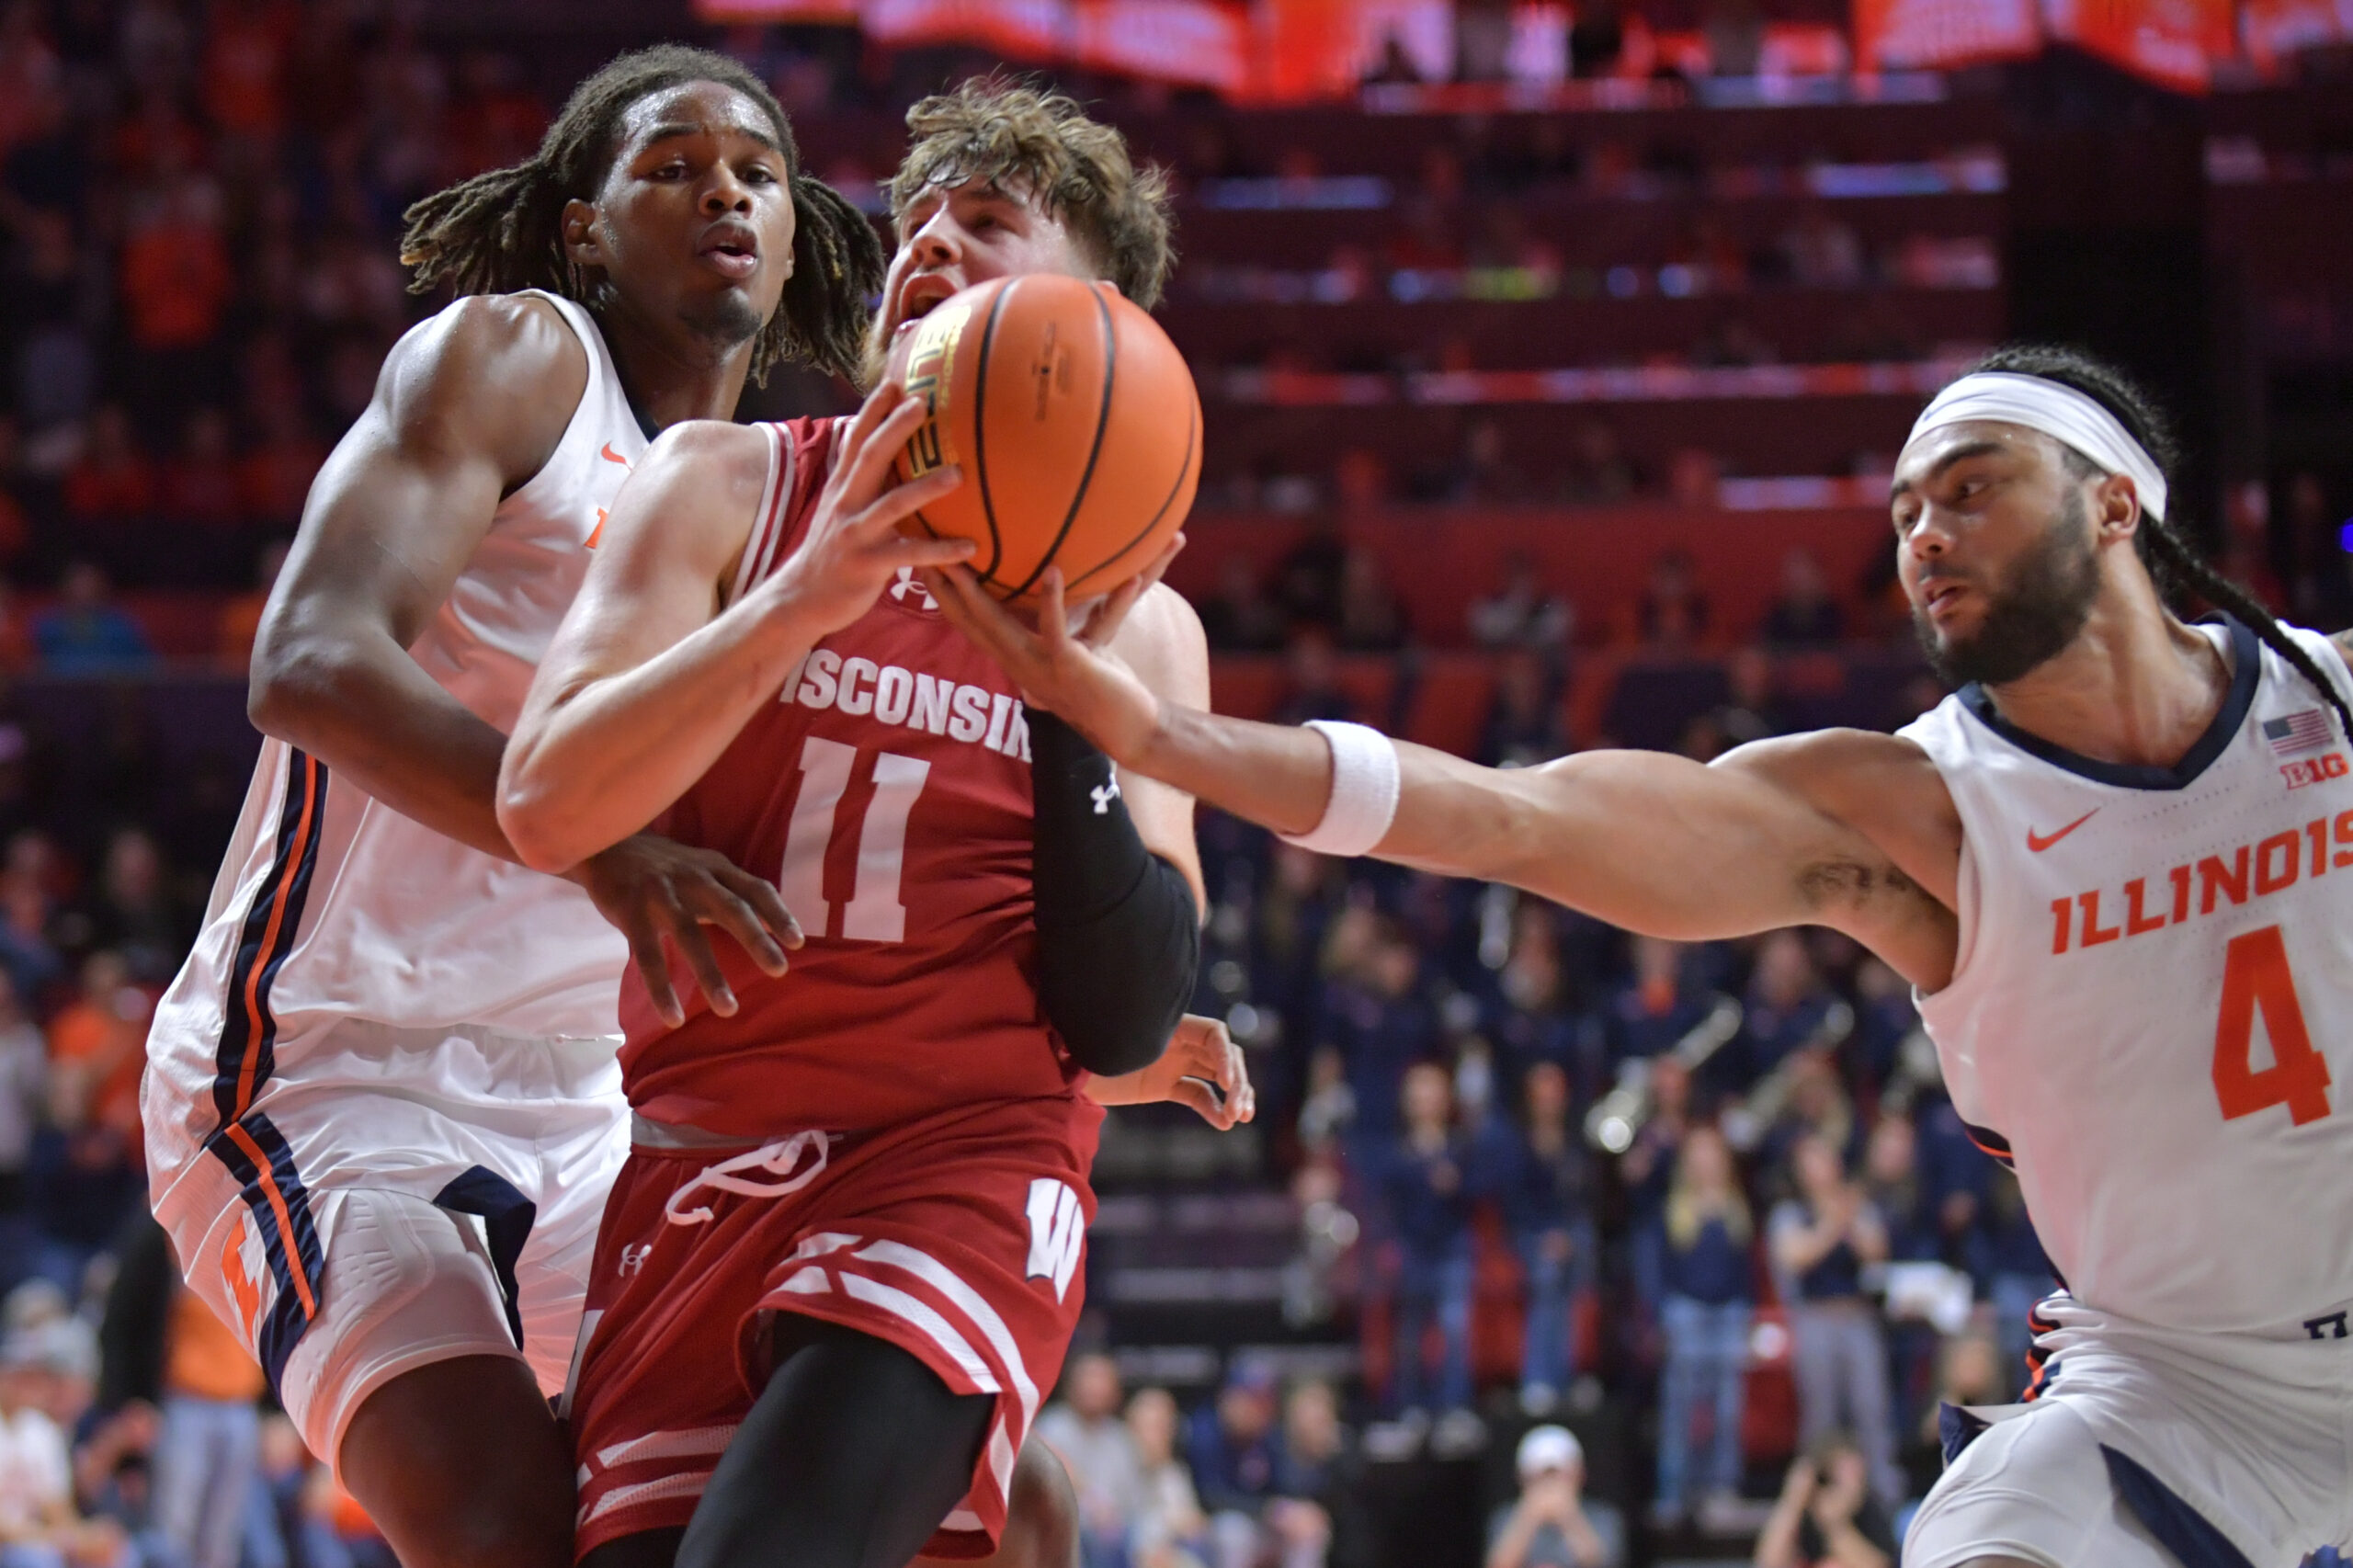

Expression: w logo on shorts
xmin=1023 ymin=1179 xmax=1084 ymax=1302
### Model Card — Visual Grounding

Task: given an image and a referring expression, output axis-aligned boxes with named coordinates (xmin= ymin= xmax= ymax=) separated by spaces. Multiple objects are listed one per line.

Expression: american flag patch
xmin=2265 ymin=709 xmax=2333 ymax=756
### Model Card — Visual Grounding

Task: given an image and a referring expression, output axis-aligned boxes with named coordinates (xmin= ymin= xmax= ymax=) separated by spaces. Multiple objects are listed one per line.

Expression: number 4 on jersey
xmin=2212 ymin=925 xmax=2332 ymax=1126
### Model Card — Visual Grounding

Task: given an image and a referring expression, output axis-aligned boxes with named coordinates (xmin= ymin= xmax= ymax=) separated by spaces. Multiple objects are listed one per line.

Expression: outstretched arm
xmin=929 ymin=566 xmax=1958 ymax=983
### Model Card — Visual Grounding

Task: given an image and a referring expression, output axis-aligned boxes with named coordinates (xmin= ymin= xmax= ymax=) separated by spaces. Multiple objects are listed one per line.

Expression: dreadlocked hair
xmin=1968 ymin=343 xmax=2353 ymax=743
xmin=890 ymin=79 xmax=1176 ymax=311
xmin=398 ymin=44 xmax=884 ymax=386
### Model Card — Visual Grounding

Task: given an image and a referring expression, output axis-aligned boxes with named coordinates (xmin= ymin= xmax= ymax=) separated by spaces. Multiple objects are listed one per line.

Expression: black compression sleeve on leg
xmin=1029 ymin=710 xmax=1201 ymax=1077
xmin=675 ymin=1318 xmax=995 ymax=1568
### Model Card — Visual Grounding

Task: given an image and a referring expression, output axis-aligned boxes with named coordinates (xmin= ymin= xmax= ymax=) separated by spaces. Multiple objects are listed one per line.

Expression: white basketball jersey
xmin=147 ymin=292 xmax=642 ymax=1165
xmin=1904 ymin=618 xmax=2353 ymax=1338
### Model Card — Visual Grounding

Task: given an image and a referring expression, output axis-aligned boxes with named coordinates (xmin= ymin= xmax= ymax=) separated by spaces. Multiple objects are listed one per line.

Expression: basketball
xmin=888 ymin=274 xmax=1201 ymax=603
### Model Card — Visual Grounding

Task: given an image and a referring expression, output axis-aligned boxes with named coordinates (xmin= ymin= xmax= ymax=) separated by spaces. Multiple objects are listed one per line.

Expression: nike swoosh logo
xmin=600 ymin=443 xmax=630 ymax=465
xmin=2027 ymin=809 xmax=2099 ymax=853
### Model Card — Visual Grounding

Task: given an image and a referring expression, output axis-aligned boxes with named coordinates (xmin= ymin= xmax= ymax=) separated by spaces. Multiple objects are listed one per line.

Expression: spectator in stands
xmin=63 ymin=831 xmax=183 ymax=987
xmin=1335 ymin=550 xmax=1406 ymax=653
xmin=1271 ymin=521 xmax=1347 ymax=633
xmin=1037 ymin=1352 xmax=1143 ymax=1568
xmin=1758 ymin=549 xmax=1844 ymax=648
xmin=1323 ymin=922 xmax=1435 ymax=1147
xmin=1188 ymin=1364 xmax=1281 ymax=1568
xmin=1496 ymin=1062 xmax=1596 ymax=1415
xmin=1753 ymin=1431 xmax=1893 ymax=1568
xmin=1128 ymin=1387 xmax=1208 ymax=1568
xmin=1559 ymin=423 xmax=1635 ymax=508
xmin=1734 ymin=931 xmax=1839 ymax=1092
xmin=1634 ymin=550 xmax=1709 ymax=650
xmin=1379 ymin=1062 xmax=1480 ymax=1429
xmin=152 ymin=1262 xmax=263 ymax=1568
xmin=1445 ymin=421 xmax=1535 ymax=506
xmin=31 ymin=564 xmax=153 ymax=677
xmin=1637 ymin=1124 xmax=1752 ymax=1528
xmin=1486 ymin=1426 xmax=1623 ymax=1568
xmin=156 ymin=408 xmax=243 ymax=531
xmin=118 ymin=154 xmax=233 ymax=413
xmin=0 ymin=869 xmax=60 ymax=1017
xmin=1608 ymin=937 xmax=1720 ymax=1067
xmin=1267 ymin=1379 xmax=1362 ymax=1568
xmin=1467 ymin=552 xmax=1573 ymax=653
xmin=1709 ymin=648 xmax=1781 ymax=751
xmin=44 ymin=952 xmax=143 ymax=1145
xmin=1859 ymin=1113 xmax=1935 ymax=1266
xmin=1769 ymin=1134 xmax=1898 ymax=1506
xmin=61 ymin=411 xmax=156 ymax=528
xmin=0 ymin=1312 xmax=126 ymax=1568
xmin=1487 ymin=905 xmax=1599 ymax=1101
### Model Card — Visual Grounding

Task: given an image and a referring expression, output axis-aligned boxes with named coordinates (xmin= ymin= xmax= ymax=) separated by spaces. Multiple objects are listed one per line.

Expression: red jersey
xmin=620 ymin=417 xmax=1083 ymax=1136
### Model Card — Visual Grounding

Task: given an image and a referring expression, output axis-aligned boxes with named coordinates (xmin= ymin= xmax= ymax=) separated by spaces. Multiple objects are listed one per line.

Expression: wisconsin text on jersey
xmin=779 ymin=647 xmax=1034 ymax=763
xmin=2048 ymin=802 xmax=2353 ymax=955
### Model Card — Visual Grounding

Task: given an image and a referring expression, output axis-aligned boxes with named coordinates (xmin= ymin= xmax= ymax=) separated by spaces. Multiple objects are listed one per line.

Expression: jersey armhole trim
xmin=493 ymin=290 xmax=605 ymax=520
xmin=726 ymin=424 xmax=793 ymax=609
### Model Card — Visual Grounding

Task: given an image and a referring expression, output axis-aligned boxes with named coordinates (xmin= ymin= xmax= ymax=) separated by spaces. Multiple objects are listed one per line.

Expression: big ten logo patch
xmin=2282 ymin=752 xmax=2349 ymax=791
xmin=220 ymin=1213 xmax=273 ymax=1345
xmin=1024 ymin=1178 xmax=1084 ymax=1302
xmin=899 ymin=302 xmax=971 ymax=481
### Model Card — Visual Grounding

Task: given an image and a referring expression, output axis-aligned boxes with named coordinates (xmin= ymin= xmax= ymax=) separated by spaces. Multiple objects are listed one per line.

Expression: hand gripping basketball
xmin=766 ymin=381 xmax=976 ymax=641
xmin=925 ymin=540 xmax=1182 ymax=767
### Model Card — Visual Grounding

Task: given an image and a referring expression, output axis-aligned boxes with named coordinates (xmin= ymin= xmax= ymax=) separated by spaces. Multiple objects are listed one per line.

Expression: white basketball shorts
xmin=149 ymin=1017 xmax=629 ymax=1471
xmin=1907 ymin=1294 xmax=2353 ymax=1568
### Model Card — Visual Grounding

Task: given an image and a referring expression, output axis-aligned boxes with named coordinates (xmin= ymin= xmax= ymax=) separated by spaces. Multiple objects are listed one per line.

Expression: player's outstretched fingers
xmin=1077 ymin=534 xmax=1187 ymax=651
xmin=924 ymin=564 xmax=1037 ymax=672
xmin=660 ymin=894 xmax=740 ymax=1017
xmin=621 ymin=911 xmax=686 ymax=1029
xmin=685 ymin=873 xmax=794 ymax=978
xmin=1168 ymin=1076 xmax=1237 ymax=1131
xmin=720 ymin=865 xmax=804 ymax=954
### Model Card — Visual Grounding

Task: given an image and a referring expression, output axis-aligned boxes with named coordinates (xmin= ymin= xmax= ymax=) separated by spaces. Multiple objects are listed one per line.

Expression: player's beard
xmin=1914 ymin=489 xmax=2100 ymax=688
xmin=679 ymin=289 xmax=767 ymax=361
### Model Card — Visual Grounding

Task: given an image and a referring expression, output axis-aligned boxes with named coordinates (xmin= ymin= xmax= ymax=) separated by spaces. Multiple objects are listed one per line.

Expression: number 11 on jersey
xmin=779 ymin=736 xmax=930 ymax=944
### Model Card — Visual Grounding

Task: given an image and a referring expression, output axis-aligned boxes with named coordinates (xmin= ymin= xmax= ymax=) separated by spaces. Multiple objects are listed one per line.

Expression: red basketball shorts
xmin=565 ymin=1095 xmax=1099 ymax=1561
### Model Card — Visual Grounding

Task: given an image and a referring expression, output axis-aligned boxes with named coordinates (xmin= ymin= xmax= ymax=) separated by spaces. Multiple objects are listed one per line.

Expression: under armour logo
xmin=1091 ymin=779 xmax=1121 ymax=815
xmin=890 ymin=568 xmax=938 ymax=611
xmin=2305 ymin=1311 xmax=2349 ymax=1341
xmin=620 ymin=1244 xmax=654 ymax=1278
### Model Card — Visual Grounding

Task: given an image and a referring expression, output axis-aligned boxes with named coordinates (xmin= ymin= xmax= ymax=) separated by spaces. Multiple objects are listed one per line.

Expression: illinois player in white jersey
xmin=937 ymin=343 xmax=2353 ymax=1568
xmin=142 ymin=46 xmax=1249 ymax=1568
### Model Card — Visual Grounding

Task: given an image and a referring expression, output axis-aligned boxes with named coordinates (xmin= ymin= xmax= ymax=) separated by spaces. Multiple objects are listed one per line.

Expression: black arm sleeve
xmin=1030 ymin=710 xmax=1200 ymax=1076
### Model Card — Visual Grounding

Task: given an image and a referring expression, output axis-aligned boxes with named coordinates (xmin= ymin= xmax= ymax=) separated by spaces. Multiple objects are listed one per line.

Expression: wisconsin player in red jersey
xmin=498 ymin=85 xmax=1209 ymax=1568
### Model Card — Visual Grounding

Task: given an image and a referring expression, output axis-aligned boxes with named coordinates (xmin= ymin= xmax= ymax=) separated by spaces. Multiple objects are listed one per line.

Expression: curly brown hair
xmin=888 ymin=80 xmax=1176 ymax=310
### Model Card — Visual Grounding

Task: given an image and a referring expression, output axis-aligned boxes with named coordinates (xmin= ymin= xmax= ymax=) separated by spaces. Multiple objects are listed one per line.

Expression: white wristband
xmin=1280 ymin=721 xmax=1400 ymax=858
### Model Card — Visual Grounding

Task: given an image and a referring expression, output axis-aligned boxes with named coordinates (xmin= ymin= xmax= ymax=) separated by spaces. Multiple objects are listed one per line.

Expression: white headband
xmin=1904 ymin=371 xmax=2168 ymax=523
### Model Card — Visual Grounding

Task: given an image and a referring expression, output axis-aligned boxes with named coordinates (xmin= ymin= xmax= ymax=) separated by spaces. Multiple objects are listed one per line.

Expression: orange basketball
xmin=889 ymin=274 xmax=1201 ymax=602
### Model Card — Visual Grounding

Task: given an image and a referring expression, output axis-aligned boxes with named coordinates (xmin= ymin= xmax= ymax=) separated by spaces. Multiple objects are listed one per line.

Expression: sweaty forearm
xmin=251 ymin=629 xmax=519 ymax=862
xmin=501 ymin=581 xmax=822 ymax=870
